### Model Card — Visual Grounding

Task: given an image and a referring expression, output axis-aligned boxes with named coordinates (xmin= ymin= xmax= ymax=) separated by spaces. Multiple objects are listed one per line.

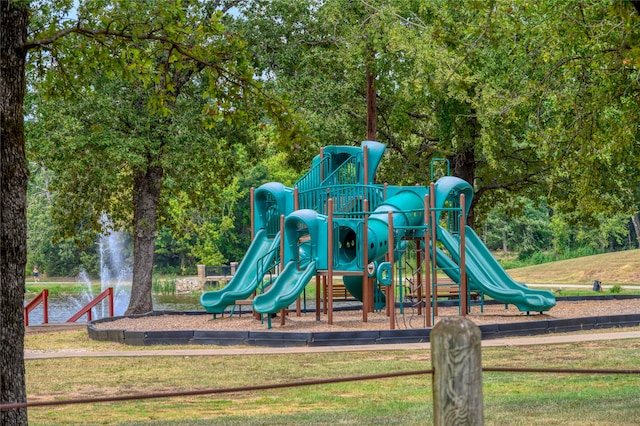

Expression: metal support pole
xmin=322 ymin=275 xmax=327 ymax=315
xmin=424 ymin=194 xmax=432 ymax=327
xmin=315 ymin=274 xmax=321 ymax=321
xmin=295 ymin=186 xmax=301 ymax=316
xmin=279 ymin=214 xmax=285 ymax=274
xmin=363 ymin=144 xmax=369 ymax=187
xmin=363 ymin=198 xmax=370 ymax=322
xmin=294 ymin=184 xmax=300 ymax=317
xmin=328 ymin=198 xmax=334 ymax=325
xmin=416 ymin=245 xmax=422 ymax=317
xmin=430 ymin=182 xmax=438 ymax=319
xmin=250 ymin=187 xmax=255 ymax=239
xmin=459 ymin=193 xmax=468 ymax=316
xmin=279 ymin=214 xmax=285 ymax=325
xmin=387 ymin=211 xmax=395 ymax=330
xmin=320 ymin=147 xmax=324 ymax=181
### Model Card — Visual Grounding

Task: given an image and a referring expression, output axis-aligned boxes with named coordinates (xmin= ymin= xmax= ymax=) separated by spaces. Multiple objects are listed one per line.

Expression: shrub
xmin=152 ymin=276 xmax=177 ymax=295
xmin=504 ymin=246 xmax=605 ymax=269
xmin=609 ymin=284 xmax=622 ymax=294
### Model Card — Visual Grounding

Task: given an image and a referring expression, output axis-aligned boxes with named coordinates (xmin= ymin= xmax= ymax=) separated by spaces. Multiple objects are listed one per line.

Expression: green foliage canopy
xmin=25 ymin=0 xmax=298 ymax=315
xmin=239 ymin=0 xmax=640 ymax=226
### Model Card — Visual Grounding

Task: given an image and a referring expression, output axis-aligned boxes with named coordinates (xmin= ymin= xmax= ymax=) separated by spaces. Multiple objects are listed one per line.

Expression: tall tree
xmin=152 ymin=126 xmax=300 ymax=272
xmin=25 ymin=163 xmax=95 ymax=277
xmin=632 ymin=213 xmax=640 ymax=247
xmin=241 ymin=0 xmax=640 ymax=228
xmin=239 ymin=0 xmax=393 ymax=166
xmin=1 ymin=2 xmax=30 ymax=423
xmin=2 ymin=1 xmax=287 ymax=421
xmin=27 ymin=1 xmax=289 ymax=315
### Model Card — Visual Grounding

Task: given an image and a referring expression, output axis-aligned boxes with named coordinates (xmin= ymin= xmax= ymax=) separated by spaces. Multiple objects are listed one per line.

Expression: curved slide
xmin=251 ymin=209 xmax=325 ymax=314
xmin=437 ymin=225 xmax=556 ymax=313
xmin=251 ymin=188 xmax=425 ymax=314
xmin=252 ymin=262 xmax=316 ymax=314
xmin=200 ymin=229 xmax=280 ymax=313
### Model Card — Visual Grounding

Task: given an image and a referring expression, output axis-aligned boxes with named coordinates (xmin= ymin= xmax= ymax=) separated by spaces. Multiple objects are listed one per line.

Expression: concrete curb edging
xmin=88 ymin=311 xmax=640 ymax=347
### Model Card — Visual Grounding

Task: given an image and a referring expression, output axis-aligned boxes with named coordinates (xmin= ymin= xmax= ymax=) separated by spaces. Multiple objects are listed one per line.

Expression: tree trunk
xmin=501 ymin=229 xmax=508 ymax=253
xmin=366 ymin=60 xmax=376 ymax=141
xmin=0 ymin=2 xmax=29 ymax=424
xmin=632 ymin=213 xmax=640 ymax=248
xmin=126 ymin=165 xmax=163 ymax=315
xmin=451 ymin=149 xmax=477 ymax=226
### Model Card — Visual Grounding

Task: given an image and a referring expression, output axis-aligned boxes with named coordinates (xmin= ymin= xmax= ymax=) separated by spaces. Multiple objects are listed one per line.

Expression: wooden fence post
xmin=431 ymin=317 xmax=483 ymax=425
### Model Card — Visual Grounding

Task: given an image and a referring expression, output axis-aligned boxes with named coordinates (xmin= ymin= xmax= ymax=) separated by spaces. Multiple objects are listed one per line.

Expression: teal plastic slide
xmin=436 ymin=225 xmax=556 ymax=313
xmin=251 ymin=209 xmax=325 ymax=314
xmin=200 ymin=229 xmax=280 ymax=313
xmin=252 ymin=262 xmax=316 ymax=314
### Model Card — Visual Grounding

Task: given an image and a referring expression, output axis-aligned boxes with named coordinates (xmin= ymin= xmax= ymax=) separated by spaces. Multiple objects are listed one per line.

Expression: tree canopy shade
xmin=3 ymin=1 xmax=291 ymax=423
xmin=27 ymin=1 xmax=293 ymax=315
xmin=240 ymin=0 xmax=640 ymax=227
xmin=25 ymin=163 xmax=97 ymax=277
xmin=5 ymin=2 xmax=640 ymax=424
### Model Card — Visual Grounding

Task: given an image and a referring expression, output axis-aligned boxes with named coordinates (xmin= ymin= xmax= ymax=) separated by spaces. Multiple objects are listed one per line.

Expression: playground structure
xmin=200 ymin=141 xmax=556 ymax=328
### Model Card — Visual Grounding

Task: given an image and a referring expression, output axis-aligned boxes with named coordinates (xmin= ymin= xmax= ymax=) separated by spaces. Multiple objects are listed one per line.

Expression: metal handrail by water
xmin=67 ymin=287 xmax=114 ymax=323
xmin=24 ymin=289 xmax=49 ymax=326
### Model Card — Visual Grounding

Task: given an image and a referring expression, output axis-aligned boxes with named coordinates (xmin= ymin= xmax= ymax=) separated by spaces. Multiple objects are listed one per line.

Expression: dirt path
xmin=24 ymin=328 xmax=640 ymax=360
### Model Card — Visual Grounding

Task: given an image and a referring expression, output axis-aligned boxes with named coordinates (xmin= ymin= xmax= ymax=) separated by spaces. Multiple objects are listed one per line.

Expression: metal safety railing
xmin=294 ymin=154 xmax=332 ymax=192
xmin=67 ymin=288 xmax=114 ymax=323
xmin=25 ymin=287 xmax=116 ymax=326
xmin=24 ymin=289 xmax=49 ymax=326
xmin=298 ymin=184 xmax=385 ymax=215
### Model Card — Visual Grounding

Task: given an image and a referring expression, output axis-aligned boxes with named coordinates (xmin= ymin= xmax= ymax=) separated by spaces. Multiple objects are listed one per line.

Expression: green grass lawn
xmin=22 ymin=250 xmax=640 ymax=423
xmin=507 ymin=249 xmax=640 ymax=285
xmin=25 ymin=283 xmax=104 ymax=298
xmin=23 ymin=330 xmax=640 ymax=425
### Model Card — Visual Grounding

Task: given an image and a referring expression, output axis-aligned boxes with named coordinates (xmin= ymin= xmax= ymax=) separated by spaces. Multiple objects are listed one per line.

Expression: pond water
xmin=24 ymin=292 xmax=205 ymax=325
xmin=23 ymin=225 xmax=211 ymax=325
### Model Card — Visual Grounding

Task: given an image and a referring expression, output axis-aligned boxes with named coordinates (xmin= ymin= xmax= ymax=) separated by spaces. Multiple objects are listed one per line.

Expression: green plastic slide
xmin=436 ymin=225 xmax=556 ymax=313
xmin=252 ymin=262 xmax=316 ymax=314
xmin=200 ymin=229 xmax=280 ymax=313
